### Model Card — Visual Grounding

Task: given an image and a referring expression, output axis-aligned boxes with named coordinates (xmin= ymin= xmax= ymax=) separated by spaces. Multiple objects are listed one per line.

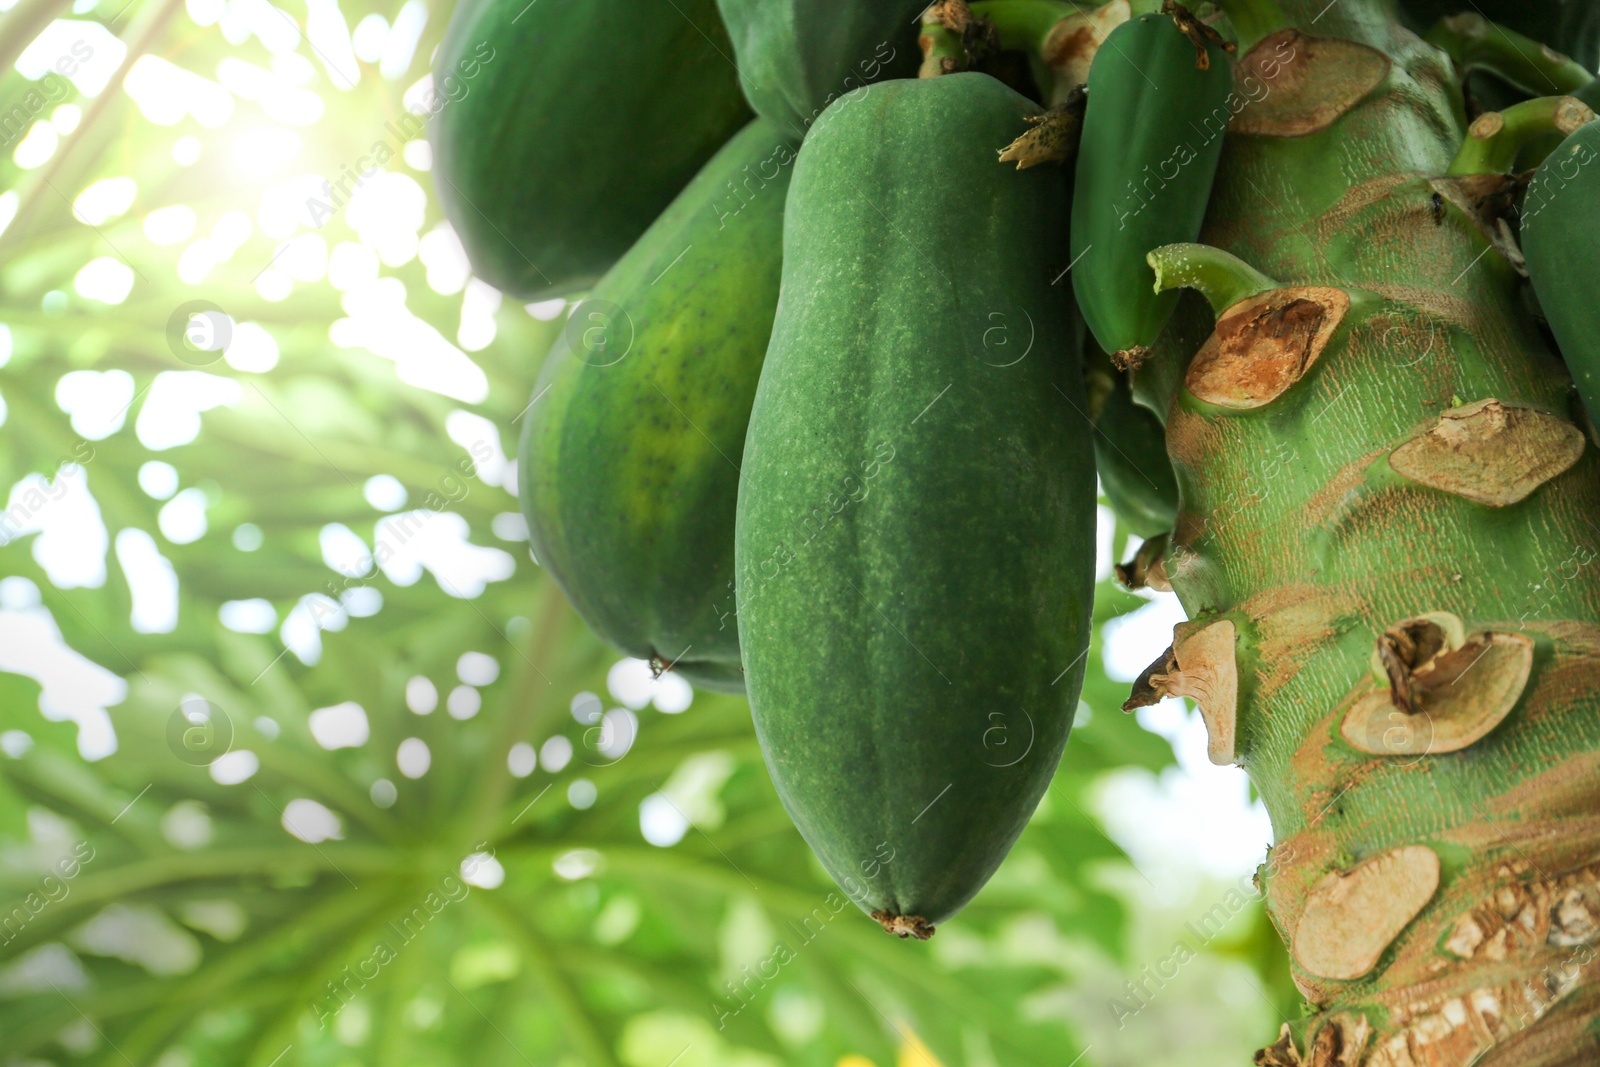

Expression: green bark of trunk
xmin=1127 ymin=2 xmax=1600 ymax=1062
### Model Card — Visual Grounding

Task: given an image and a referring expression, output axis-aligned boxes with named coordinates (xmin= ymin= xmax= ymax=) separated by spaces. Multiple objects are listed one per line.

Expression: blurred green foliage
xmin=0 ymin=0 xmax=1291 ymax=1063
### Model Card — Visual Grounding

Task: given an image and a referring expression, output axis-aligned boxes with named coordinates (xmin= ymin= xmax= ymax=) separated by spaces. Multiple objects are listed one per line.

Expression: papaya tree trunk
xmin=1130 ymin=1 xmax=1600 ymax=1062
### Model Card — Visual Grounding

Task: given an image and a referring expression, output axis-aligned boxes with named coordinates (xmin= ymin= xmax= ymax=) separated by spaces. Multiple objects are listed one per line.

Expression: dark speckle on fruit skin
xmin=518 ymin=120 xmax=791 ymax=696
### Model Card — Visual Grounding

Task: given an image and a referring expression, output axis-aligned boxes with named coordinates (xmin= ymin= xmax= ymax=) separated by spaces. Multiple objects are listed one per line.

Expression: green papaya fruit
xmin=1520 ymin=121 xmax=1600 ymax=429
xmin=1577 ymin=77 xmax=1600 ymax=114
xmin=519 ymin=120 xmax=795 ymax=694
xmin=1423 ymin=14 xmax=1595 ymax=115
xmin=430 ymin=0 xmax=751 ymax=300
xmin=714 ymin=0 xmax=926 ymax=139
xmin=1094 ymin=362 xmax=1179 ymax=538
xmin=1399 ymin=0 xmax=1600 ymax=71
xmin=736 ymin=73 xmax=1096 ymax=935
xmin=1070 ymin=12 xmax=1231 ymax=363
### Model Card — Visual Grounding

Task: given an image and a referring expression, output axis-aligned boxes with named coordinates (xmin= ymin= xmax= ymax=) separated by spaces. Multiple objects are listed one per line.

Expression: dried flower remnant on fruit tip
xmin=872 ymin=910 xmax=934 ymax=939
xmin=1162 ymin=0 xmax=1233 ymax=70
xmin=1123 ymin=619 xmax=1237 ymax=765
xmin=997 ymin=92 xmax=1085 ymax=170
xmin=1389 ymin=398 xmax=1584 ymax=506
xmin=1292 ymin=844 xmax=1439 ymax=980
xmin=1185 ymin=287 xmax=1349 ymax=410
xmin=1112 ymin=345 xmax=1152 ymax=373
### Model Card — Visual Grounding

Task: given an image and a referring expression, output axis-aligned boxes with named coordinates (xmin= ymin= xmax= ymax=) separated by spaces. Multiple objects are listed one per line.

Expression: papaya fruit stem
xmin=960 ymin=0 xmax=1126 ymax=101
xmin=918 ymin=18 xmax=970 ymax=77
xmin=1146 ymin=242 xmax=1279 ymax=317
xmin=1206 ymin=0 xmax=1289 ymax=53
xmin=920 ymin=0 xmax=1001 ymax=76
xmin=969 ymin=0 xmax=1076 ymax=53
xmin=1425 ymin=13 xmax=1593 ymax=100
xmin=1446 ymin=95 xmax=1598 ymax=175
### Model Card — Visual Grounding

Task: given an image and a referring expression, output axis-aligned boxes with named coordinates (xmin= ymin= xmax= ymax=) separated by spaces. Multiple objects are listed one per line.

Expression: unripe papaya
xmin=1521 ymin=121 xmax=1600 ymax=428
xmin=736 ymin=73 xmax=1096 ymax=935
xmin=1094 ymin=362 xmax=1179 ymax=538
xmin=1399 ymin=0 xmax=1600 ymax=71
xmin=1070 ymin=12 xmax=1231 ymax=363
xmin=714 ymin=0 xmax=925 ymax=140
xmin=519 ymin=121 xmax=795 ymax=694
xmin=430 ymin=0 xmax=751 ymax=300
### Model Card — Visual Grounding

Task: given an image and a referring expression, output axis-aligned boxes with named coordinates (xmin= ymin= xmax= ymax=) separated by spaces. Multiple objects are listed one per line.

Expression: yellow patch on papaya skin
xmin=1292 ymin=844 xmax=1440 ymax=981
xmin=1122 ymin=619 xmax=1238 ymax=765
xmin=1229 ymin=30 xmax=1390 ymax=138
xmin=1185 ymin=287 xmax=1349 ymax=409
xmin=872 ymin=911 xmax=934 ymax=940
xmin=1389 ymin=398 xmax=1585 ymax=506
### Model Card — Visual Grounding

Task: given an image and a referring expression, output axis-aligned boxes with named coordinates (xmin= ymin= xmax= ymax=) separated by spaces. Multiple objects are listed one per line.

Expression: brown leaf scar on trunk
xmin=1444 ymin=859 xmax=1600 ymax=960
xmin=1185 ymin=287 xmax=1349 ymax=409
xmin=1389 ymin=398 xmax=1584 ymax=506
xmin=1041 ymin=0 xmax=1129 ymax=95
xmin=1341 ymin=611 xmax=1533 ymax=756
xmin=871 ymin=911 xmax=935 ymax=940
xmin=1256 ymin=1012 xmax=1372 ymax=1067
xmin=1122 ymin=618 xmax=1238 ymax=765
xmin=1115 ymin=532 xmax=1171 ymax=592
xmin=1293 ymin=844 xmax=1440 ymax=981
xmin=1229 ymin=30 xmax=1391 ymax=139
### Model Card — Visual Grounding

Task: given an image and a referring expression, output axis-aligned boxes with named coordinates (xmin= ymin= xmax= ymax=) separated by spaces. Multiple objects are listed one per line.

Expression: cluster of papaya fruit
xmin=426 ymin=0 xmax=1228 ymax=937
xmin=430 ymin=0 xmax=1600 ymax=935
xmin=1415 ymin=8 xmax=1600 ymax=432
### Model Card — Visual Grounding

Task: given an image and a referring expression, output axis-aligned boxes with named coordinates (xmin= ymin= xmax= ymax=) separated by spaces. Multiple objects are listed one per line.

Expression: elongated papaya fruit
xmin=519 ymin=121 xmax=794 ymax=693
xmin=715 ymin=0 xmax=925 ymax=140
xmin=430 ymin=0 xmax=750 ymax=300
xmin=736 ymin=73 xmax=1096 ymax=935
xmin=1521 ymin=120 xmax=1600 ymax=428
xmin=1070 ymin=11 xmax=1231 ymax=364
xmin=1094 ymin=361 xmax=1179 ymax=538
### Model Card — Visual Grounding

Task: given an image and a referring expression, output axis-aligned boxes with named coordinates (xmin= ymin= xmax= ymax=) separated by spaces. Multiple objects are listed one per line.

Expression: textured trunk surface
xmin=1133 ymin=1 xmax=1600 ymax=1062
